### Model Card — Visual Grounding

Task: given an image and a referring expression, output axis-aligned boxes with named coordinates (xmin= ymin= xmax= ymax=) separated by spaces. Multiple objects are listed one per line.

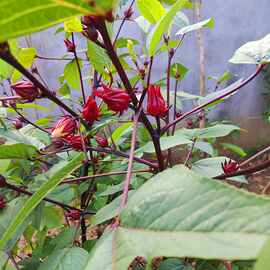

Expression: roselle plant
xmin=0 ymin=0 xmax=270 ymax=269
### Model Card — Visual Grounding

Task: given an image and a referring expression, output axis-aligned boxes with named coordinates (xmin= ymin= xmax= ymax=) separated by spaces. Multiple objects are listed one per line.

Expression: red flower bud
xmin=95 ymin=136 xmax=108 ymax=147
xmin=146 ymin=85 xmax=168 ymax=117
xmin=94 ymin=84 xmax=131 ymax=114
xmin=0 ymin=196 xmax=6 ymax=210
xmin=124 ymin=8 xmax=134 ymax=19
xmin=175 ymin=111 xmax=182 ymax=118
xmin=11 ymin=81 xmax=39 ymax=102
xmin=12 ymin=118 xmax=23 ymax=129
xmin=186 ymin=119 xmax=193 ymax=127
xmin=105 ymin=10 xmax=114 ymax=22
xmin=82 ymin=96 xmax=99 ymax=122
xmin=0 ymin=175 xmax=6 ymax=188
xmin=66 ymin=209 xmax=81 ymax=220
xmin=64 ymin=39 xmax=75 ymax=53
xmin=221 ymin=159 xmax=239 ymax=175
xmin=51 ymin=116 xmax=77 ymax=138
xmin=64 ymin=135 xmax=87 ymax=151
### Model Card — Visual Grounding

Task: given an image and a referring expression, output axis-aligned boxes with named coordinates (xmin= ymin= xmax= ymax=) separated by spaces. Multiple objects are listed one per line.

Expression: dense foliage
xmin=0 ymin=0 xmax=270 ymax=269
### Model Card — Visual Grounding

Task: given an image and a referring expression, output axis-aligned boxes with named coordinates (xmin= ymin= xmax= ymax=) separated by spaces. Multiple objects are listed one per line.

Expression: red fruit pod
xmin=12 ymin=118 xmax=23 ymax=129
xmin=82 ymin=96 xmax=100 ymax=122
xmin=51 ymin=115 xmax=77 ymax=139
xmin=64 ymin=135 xmax=87 ymax=151
xmin=105 ymin=10 xmax=114 ymax=22
xmin=11 ymin=81 xmax=39 ymax=102
xmin=146 ymin=85 xmax=168 ymax=117
xmin=93 ymin=84 xmax=131 ymax=114
xmin=186 ymin=119 xmax=193 ymax=127
xmin=221 ymin=159 xmax=239 ymax=175
xmin=66 ymin=209 xmax=81 ymax=220
xmin=95 ymin=136 xmax=108 ymax=147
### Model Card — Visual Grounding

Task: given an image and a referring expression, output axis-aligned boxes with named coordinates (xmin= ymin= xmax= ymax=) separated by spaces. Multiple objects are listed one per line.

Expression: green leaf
xmin=193 ymin=141 xmax=214 ymax=156
xmin=0 ymin=153 xmax=84 ymax=250
xmin=175 ymin=124 xmax=241 ymax=139
xmin=176 ymin=18 xmax=214 ymax=36
xmin=135 ymin=16 xmax=152 ymax=33
xmin=147 ymin=0 xmax=188 ymax=56
xmin=64 ymin=59 xmax=81 ymax=90
xmin=157 ymin=258 xmax=184 ymax=270
xmin=87 ymin=41 xmax=112 ymax=74
xmin=254 ymin=238 xmax=270 ymax=270
xmin=0 ymin=0 xmax=115 ymax=42
xmin=85 ymin=166 xmax=270 ymax=269
xmin=0 ymin=143 xmax=37 ymax=159
xmin=170 ymin=63 xmax=188 ymax=81
xmin=91 ymin=192 xmax=135 ymax=227
xmin=229 ymin=34 xmax=270 ymax=65
xmin=221 ymin=143 xmax=247 ymax=158
xmin=111 ymin=122 xmax=133 ymax=145
xmin=11 ymin=48 xmax=36 ymax=82
xmin=173 ymin=11 xmax=189 ymax=28
xmin=64 ymin=16 xmax=82 ymax=32
xmin=137 ymin=0 xmax=166 ymax=24
xmin=142 ymin=134 xmax=192 ymax=153
xmin=38 ymin=247 xmax=88 ymax=270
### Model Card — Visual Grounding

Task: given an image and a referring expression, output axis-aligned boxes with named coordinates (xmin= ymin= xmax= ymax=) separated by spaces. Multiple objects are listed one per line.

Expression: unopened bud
xmin=12 ymin=118 xmax=23 ymax=129
xmin=11 ymin=81 xmax=39 ymax=102
xmin=186 ymin=119 xmax=193 ymax=127
xmin=163 ymin=35 xmax=169 ymax=45
xmin=124 ymin=8 xmax=133 ymax=19
xmin=105 ymin=10 xmax=114 ymax=22
xmin=64 ymin=39 xmax=75 ymax=53
xmin=0 ymin=175 xmax=6 ymax=188
xmin=169 ymin=48 xmax=175 ymax=57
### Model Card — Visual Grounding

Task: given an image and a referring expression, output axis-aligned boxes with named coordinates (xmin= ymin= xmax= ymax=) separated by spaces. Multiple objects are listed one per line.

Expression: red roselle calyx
xmin=66 ymin=209 xmax=81 ymax=220
xmin=0 ymin=196 xmax=6 ymax=210
xmin=0 ymin=175 xmax=6 ymax=188
xmin=146 ymin=85 xmax=168 ymax=117
xmin=222 ymin=159 xmax=239 ymax=175
xmin=51 ymin=116 xmax=77 ymax=139
xmin=94 ymin=84 xmax=131 ymax=114
xmin=186 ymin=119 xmax=193 ymax=127
xmin=95 ymin=136 xmax=108 ymax=147
xmin=64 ymin=135 xmax=87 ymax=151
xmin=105 ymin=10 xmax=114 ymax=22
xmin=12 ymin=118 xmax=23 ymax=129
xmin=10 ymin=81 xmax=39 ymax=102
xmin=82 ymin=96 xmax=100 ymax=122
xmin=64 ymin=39 xmax=76 ymax=53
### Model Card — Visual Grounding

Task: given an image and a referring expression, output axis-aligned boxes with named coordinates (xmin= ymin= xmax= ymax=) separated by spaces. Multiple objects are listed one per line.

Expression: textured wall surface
xmin=18 ymin=0 xmax=270 ymax=122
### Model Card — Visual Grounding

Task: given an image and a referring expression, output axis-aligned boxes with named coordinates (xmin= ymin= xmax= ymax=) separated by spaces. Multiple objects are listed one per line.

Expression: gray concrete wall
xmin=5 ymin=1 xmax=270 ymax=123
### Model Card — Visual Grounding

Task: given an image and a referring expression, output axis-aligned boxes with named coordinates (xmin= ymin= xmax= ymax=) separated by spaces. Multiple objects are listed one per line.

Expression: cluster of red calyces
xmin=82 ymin=96 xmax=100 ymax=122
xmin=95 ymin=135 xmax=109 ymax=147
xmin=146 ymin=85 xmax=168 ymax=117
xmin=221 ymin=159 xmax=239 ymax=175
xmin=0 ymin=196 xmax=6 ymax=210
xmin=66 ymin=209 xmax=81 ymax=221
xmin=11 ymin=81 xmax=40 ymax=102
xmin=94 ymin=84 xmax=131 ymax=114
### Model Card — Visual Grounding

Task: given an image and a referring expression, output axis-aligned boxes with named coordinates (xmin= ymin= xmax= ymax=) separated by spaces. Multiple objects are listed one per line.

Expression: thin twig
xmin=184 ymin=138 xmax=197 ymax=166
xmin=162 ymin=64 xmax=265 ymax=134
xmin=119 ymin=108 xmax=142 ymax=210
xmin=71 ymin=33 xmax=86 ymax=103
xmin=62 ymin=169 xmax=152 ymax=184
xmin=240 ymin=145 xmax=270 ymax=167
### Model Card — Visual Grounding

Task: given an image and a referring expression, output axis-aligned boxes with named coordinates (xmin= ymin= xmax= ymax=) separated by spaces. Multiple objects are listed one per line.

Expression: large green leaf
xmin=85 ymin=166 xmax=270 ymax=269
xmin=0 ymin=0 xmax=114 ymax=42
xmin=175 ymin=124 xmax=240 ymax=139
xmin=87 ymin=40 xmax=112 ymax=75
xmin=147 ymin=0 xmax=188 ymax=56
xmin=141 ymin=134 xmax=192 ymax=153
xmin=0 ymin=153 xmax=84 ymax=251
xmin=38 ymin=247 xmax=88 ymax=270
xmin=0 ymin=143 xmax=37 ymax=159
xmin=229 ymin=34 xmax=270 ymax=65
xmin=254 ymin=238 xmax=270 ymax=270
xmin=64 ymin=59 xmax=82 ymax=90
xmin=176 ymin=18 xmax=214 ymax=36
xmin=137 ymin=0 xmax=166 ymax=24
